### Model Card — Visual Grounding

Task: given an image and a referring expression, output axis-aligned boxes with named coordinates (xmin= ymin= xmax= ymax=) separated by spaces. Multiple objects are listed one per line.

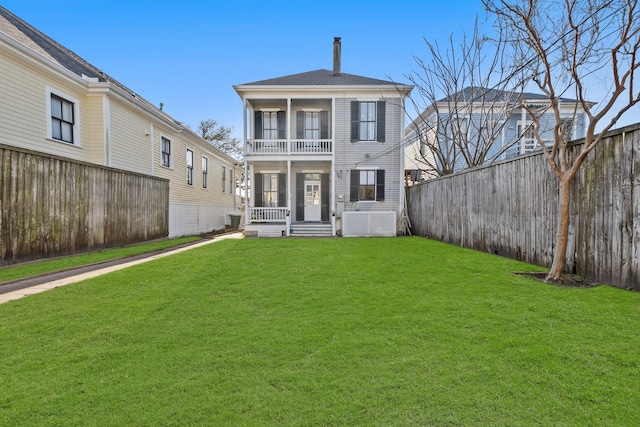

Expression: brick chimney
xmin=333 ymin=37 xmax=341 ymax=76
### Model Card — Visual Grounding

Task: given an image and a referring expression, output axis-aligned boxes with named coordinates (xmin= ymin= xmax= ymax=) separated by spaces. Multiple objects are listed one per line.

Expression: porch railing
xmin=248 ymin=207 xmax=288 ymax=223
xmin=247 ymin=139 xmax=332 ymax=155
xmin=291 ymin=139 xmax=332 ymax=154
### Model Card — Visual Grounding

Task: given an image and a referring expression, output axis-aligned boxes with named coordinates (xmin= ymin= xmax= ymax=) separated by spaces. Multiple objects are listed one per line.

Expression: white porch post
xmin=286 ymin=159 xmax=292 ymax=236
xmin=399 ymin=94 xmax=406 ymax=214
xmin=331 ymin=96 xmax=336 ymax=237
xmin=520 ymin=105 xmax=526 ymax=155
xmin=287 ymin=98 xmax=292 ymax=155
xmin=243 ymin=97 xmax=249 ymax=226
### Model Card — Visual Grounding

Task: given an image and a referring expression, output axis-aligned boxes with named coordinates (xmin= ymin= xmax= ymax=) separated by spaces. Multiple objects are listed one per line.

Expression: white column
xmin=286 ymin=159 xmax=292 ymax=236
xmin=520 ymin=105 xmax=526 ymax=155
xmin=331 ymin=97 xmax=336 ymax=236
xmin=243 ymin=98 xmax=249 ymax=226
xmin=287 ymin=98 xmax=292 ymax=154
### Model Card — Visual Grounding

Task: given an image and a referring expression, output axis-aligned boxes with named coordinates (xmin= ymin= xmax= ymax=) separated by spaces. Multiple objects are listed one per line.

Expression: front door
xmin=304 ymin=180 xmax=321 ymax=221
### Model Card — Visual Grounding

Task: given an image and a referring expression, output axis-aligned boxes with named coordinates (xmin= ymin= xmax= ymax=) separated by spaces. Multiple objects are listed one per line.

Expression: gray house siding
xmin=334 ymin=97 xmax=403 ymax=217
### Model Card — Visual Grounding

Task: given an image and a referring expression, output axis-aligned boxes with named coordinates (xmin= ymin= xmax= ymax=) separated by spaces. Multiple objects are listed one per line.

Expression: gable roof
xmin=437 ymin=86 xmax=582 ymax=104
xmin=238 ymin=69 xmax=401 ymax=87
xmin=0 ymin=6 xmax=184 ymax=128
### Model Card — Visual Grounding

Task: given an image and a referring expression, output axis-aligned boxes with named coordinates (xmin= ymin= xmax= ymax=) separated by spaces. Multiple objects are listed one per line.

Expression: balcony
xmin=246 ymin=139 xmax=332 ymax=156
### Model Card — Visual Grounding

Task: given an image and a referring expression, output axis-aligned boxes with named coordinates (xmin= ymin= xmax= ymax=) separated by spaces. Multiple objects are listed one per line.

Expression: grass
xmin=1 ymin=237 xmax=639 ymax=426
xmin=0 ymin=235 xmax=201 ymax=283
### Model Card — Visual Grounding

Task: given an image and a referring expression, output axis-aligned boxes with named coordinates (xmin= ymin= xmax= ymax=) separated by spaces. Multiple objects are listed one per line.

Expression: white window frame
xmin=262 ymin=173 xmax=279 ymax=207
xmin=46 ymin=86 xmax=81 ymax=146
xmin=262 ymin=111 xmax=279 ymax=140
xmin=160 ymin=135 xmax=172 ymax=168
xmin=359 ymin=102 xmax=377 ymax=141
xmin=186 ymin=148 xmax=194 ymax=186
xmin=358 ymin=169 xmax=377 ymax=201
xmin=222 ymin=165 xmax=226 ymax=193
xmin=202 ymin=156 xmax=208 ymax=189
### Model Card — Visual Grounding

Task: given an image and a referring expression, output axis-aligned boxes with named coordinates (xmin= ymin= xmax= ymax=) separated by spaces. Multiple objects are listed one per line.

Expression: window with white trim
xmin=262 ymin=173 xmax=279 ymax=207
xmin=161 ymin=137 xmax=172 ymax=167
xmin=351 ymin=101 xmax=385 ymax=142
xmin=350 ymin=169 xmax=385 ymax=202
xmin=359 ymin=102 xmax=376 ymax=141
xmin=202 ymin=156 xmax=208 ymax=189
xmin=46 ymin=87 xmax=80 ymax=145
xmin=222 ymin=165 xmax=226 ymax=192
xmin=262 ymin=112 xmax=278 ymax=140
xmin=305 ymin=112 xmax=320 ymax=139
xmin=186 ymin=149 xmax=194 ymax=185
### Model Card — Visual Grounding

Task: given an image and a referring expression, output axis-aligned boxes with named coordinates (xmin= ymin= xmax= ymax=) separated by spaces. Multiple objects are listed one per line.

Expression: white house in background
xmin=0 ymin=6 xmax=241 ymax=237
xmin=233 ymin=38 xmax=413 ymax=237
xmin=404 ymin=86 xmax=591 ymax=179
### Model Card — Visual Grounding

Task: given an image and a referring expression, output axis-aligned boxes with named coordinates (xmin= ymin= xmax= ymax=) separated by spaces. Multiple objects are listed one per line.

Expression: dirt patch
xmin=513 ymin=271 xmax=600 ymax=289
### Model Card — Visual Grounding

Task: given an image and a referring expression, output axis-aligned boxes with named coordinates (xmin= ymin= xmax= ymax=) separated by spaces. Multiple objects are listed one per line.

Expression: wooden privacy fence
xmin=0 ymin=145 xmax=169 ymax=265
xmin=408 ymin=123 xmax=640 ymax=291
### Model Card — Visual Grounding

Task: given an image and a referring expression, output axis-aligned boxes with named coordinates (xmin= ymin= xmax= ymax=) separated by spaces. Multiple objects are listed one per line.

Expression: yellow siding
xmin=0 ymin=45 xmax=91 ymax=162
xmin=109 ymin=98 xmax=153 ymax=174
xmin=85 ymin=94 xmax=106 ymax=165
xmin=152 ymin=127 xmax=239 ymax=209
xmin=1 ymin=35 xmax=241 ymax=238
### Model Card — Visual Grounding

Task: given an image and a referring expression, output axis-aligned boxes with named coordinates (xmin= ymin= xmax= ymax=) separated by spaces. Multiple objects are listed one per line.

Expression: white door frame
xmin=304 ymin=180 xmax=321 ymax=222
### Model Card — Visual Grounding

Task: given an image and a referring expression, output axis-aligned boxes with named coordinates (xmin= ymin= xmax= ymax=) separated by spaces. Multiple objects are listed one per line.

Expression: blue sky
xmin=1 ymin=0 xmax=486 ymax=137
xmin=2 ymin=1 xmax=637 ymax=137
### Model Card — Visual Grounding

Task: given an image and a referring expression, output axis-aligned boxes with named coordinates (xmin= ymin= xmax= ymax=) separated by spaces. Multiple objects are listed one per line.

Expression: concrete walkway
xmin=0 ymin=232 xmax=243 ymax=305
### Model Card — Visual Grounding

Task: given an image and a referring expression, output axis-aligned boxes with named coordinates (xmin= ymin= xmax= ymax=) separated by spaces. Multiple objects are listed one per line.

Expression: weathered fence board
xmin=0 ymin=145 xmax=169 ymax=265
xmin=408 ymin=124 xmax=640 ymax=291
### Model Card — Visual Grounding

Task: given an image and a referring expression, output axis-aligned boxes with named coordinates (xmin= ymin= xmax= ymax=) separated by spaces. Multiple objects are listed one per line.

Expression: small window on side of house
xmin=202 ymin=156 xmax=208 ymax=189
xmin=161 ymin=137 xmax=172 ymax=167
xmin=186 ymin=149 xmax=194 ymax=185
xmin=47 ymin=87 xmax=80 ymax=145
xmin=222 ymin=165 xmax=226 ymax=193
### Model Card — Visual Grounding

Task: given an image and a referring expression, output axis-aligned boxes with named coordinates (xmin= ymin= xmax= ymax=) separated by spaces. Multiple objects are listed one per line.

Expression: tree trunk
xmin=547 ymin=177 xmax=573 ymax=281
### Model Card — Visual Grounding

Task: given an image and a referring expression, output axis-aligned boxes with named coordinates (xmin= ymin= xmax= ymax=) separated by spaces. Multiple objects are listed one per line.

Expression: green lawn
xmin=0 ymin=235 xmax=201 ymax=283
xmin=1 ymin=237 xmax=639 ymax=426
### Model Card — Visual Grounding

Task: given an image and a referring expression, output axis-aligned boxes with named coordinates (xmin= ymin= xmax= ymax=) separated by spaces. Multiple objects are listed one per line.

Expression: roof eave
xmin=234 ymin=84 xmax=413 ymax=97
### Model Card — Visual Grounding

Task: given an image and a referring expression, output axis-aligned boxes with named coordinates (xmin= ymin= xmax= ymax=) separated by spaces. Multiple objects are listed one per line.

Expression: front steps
xmin=289 ymin=222 xmax=333 ymax=237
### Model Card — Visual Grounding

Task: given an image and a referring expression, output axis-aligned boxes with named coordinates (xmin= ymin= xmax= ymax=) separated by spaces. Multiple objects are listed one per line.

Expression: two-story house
xmin=233 ymin=38 xmax=413 ymax=237
xmin=404 ymin=86 xmax=591 ymax=178
xmin=0 ymin=6 xmax=241 ymax=238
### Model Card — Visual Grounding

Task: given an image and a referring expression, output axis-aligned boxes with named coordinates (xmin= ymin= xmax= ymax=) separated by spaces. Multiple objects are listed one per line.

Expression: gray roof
xmin=239 ymin=69 xmax=406 ymax=87
xmin=438 ymin=86 xmax=580 ymax=104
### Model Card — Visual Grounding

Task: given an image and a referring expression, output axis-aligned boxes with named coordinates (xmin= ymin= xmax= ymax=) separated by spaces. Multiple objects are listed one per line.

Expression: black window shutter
xmin=321 ymin=173 xmax=330 ymax=221
xmin=277 ymin=111 xmax=286 ymax=139
xmin=254 ymin=111 xmax=263 ymax=139
xmin=377 ymin=101 xmax=386 ymax=142
xmin=350 ymin=101 xmax=359 ymax=142
xmin=296 ymin=173 xmax=304 ymax=221
xmin=350 ymin=169 xmax=359 ymax=202
xmin=254 ymin=173 xmax=263 ymax=207
xmin=320 ymin=111 xmax=329 ymax=139
xmin=376 ymin=170 xmax=385 ymax=201
xmin=278 ymin=173 xmax=287 ymax=207
xmin=296 ymin=111 xmax=304 ymax=139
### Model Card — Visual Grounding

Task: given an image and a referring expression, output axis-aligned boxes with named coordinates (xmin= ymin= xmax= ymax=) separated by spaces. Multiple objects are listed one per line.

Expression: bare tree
xmin=484 ymin=0 xmax=640 ymax=280
xmin=197 ymin=119 xmax=243 ymax=161
xmin=405 ymin=18 xmax=526 ymax=176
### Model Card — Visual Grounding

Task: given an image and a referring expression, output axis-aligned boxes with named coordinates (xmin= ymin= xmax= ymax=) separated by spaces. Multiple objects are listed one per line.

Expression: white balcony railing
xmin=248 ymin=207 xmax=288 ymax=223
xmin=247 ymin=139 xmax=332 ymax=155
xmin=291 ymin=139 xmax=332 ymax=154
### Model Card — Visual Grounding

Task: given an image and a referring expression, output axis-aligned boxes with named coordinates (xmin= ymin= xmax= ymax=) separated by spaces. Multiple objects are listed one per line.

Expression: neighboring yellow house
xmin=0 ymin=6 xmax=241 ymax=237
